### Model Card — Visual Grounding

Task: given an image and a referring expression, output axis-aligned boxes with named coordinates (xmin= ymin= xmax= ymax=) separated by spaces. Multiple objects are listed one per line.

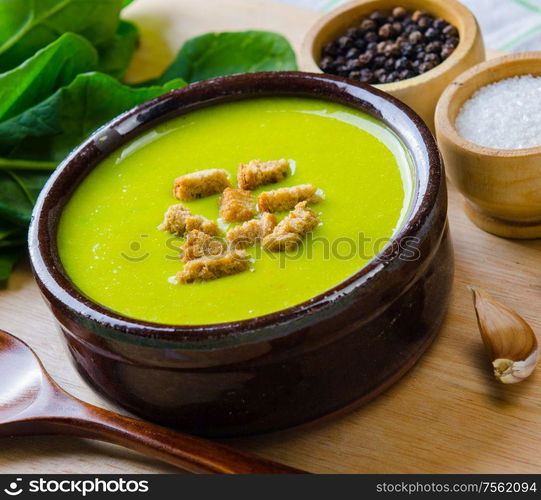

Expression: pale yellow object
xmin=471 ymin=287 xmax=539 ymax=384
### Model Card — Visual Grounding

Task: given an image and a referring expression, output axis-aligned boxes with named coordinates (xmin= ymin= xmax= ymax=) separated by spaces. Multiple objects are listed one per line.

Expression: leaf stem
xmin=0 ymin=157 xmax=56 ymax=171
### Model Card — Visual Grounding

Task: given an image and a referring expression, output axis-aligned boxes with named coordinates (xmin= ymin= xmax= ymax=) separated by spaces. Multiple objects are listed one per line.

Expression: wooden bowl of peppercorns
xmin=301 ymin=0 xmax=485 ymax=131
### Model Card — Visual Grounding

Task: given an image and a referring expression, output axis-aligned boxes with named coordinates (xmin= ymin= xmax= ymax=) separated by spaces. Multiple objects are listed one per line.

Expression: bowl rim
xmin=436 ymin=51 xmax=541 ymax=158
xmin=300 ymin=0 xmax=480 ymax=92
xmin=28 ymin=71 xmax=442 ymax=345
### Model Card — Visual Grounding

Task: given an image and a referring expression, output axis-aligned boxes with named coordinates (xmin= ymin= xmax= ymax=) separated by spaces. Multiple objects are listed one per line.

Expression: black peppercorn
xmin=433 ymin=18 xmax=448 ymax=30
xmin=417 ymin=16 xmax=433 ymax=30
xmin=395 ymin=57 xmax=410 ymax=70
xmin=392 ymin=22 xmax=403 ymax=35
xmin=425 ymin=41 xmax=442 ymax=53
xmin=358 ymin=52 xmax=373 ymax=65
xmin=403 ymin=23 xmax=416 ymax=35
xmin=378 ymin=23 xmax=395 ymax=39
xmin=319 ymin=56 xmax=334 ymax=71
xmin=374 ymin=68 xmax=386 ymax=79
xmin=443 ymin=24 xmax=458 ymax=37
xmin=384 ymin=57 xmax=395 ymax=70
xmin=373 ymin=55 xmax=386 ymax=67
xmin=347 ymin=27 xmax=362 ymax=38
xmin=424 ymin=52 xmax=440 ymax=64
xmin=337 ymin=36 xmax=352 ymax=49
xmin=409 ymin=31 xmax=423 ymax=44
xmin=360 ymin=19 xmax=377 ymax=32
xmin=392 ymin=6 xmax=407 ymax=19
xmin=366 ymin=41 xmax=378 ymax=52
xmin=441 ymin=43 xmax=454 ymax=59
xmin=364 ymin=31 xmax=378 ymax=43
xmin=447 ymin=36 xmax=459 ymax=48
xmin=346 ymin=47 xmax=360 ymax=59
xmin=399 ymin=69 xmax=414 ymax=80
xmin=399 ymin=41 xmax=414 ymax=57
xmin=376 ymin=41 xmax=388 ymax=54
xmin=353 ymin=38 xmax=367 ymax=50
xmin=359 ymin=68 xmax=374 ymax=82
xmin=369 ymin=11 xmax=386 ymax=24
xmin=424 ymin=27 xmax=440 ymax=40
xmin=389 ymin=43 xmax=401 ymax=56
xmin=386 ymin=71 xmax=399 ymax=83
xmin=348 ymin=70 xmax=362 ymax=80
xmin=419 ymin=61 xmax=437 ymax=73
xmin=346 ymin=58 xmax=361 ymax=71
xmin=411 ymin=10 xmax=426 ymax=22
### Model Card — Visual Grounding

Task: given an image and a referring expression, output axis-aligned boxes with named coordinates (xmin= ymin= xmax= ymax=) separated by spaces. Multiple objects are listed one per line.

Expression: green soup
xmin=58 ymin=97 xmax=413 ymax=325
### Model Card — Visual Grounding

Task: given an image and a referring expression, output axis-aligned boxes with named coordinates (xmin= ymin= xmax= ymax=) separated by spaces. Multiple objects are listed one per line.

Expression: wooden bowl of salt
xmin=436 ymin=52 xmax=541 ymax=239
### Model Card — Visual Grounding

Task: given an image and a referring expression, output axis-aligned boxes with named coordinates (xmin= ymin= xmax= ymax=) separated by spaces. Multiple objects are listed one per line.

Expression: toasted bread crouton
xmin=263 ymin=202 xmax=319 ymax=252
xmin=177 ymin=251 xmax=250 ymax=283
xmin=257 ymin=184 xmax=325 ymax=213
xmin=174 ymin=169 xmax=230 ymax=200
xmin=226 ymin=213 xmax=278 ymax=249
xmin=158 ymin=204 xmax=219 ymax=237
xmin=182 ymin=230 xmax=227 ymax=262
xmin=219 ymin=187 xmax=254 ymax=223
xmin=237 ymin=159 xmax=289 ymax=190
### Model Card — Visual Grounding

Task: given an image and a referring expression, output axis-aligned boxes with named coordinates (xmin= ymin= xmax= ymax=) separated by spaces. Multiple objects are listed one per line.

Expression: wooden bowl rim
xmin=436 ymin=51 xmax=541 ymax=158
xmin=301 ymin=0 xmax=480 ymax=92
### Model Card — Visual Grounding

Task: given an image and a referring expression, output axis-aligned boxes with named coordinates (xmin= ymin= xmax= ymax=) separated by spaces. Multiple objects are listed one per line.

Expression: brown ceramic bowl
xmin=29 ymin=72 xmax=453 ymax=437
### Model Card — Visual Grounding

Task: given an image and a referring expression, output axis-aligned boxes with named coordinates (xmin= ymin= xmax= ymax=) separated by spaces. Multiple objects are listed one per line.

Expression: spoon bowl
xmin=0 ymin=332 xmax=43 ymax=421
xmin=0 ymin=329 xmax=304 ymax=474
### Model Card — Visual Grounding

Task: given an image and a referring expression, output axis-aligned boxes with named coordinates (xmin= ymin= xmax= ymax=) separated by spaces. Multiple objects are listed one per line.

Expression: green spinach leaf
xmin=0 ymin=170 xmax=50 ymax=225
xmin=98 ymin=20 xmax=139 ymax=79
xmin=0 ymin=72 xmax=186 ymax=162
xmin=0 ymin=32 xmax=98 ymax=122
xmin=154 ymin=31 xmax=298 ymax=85
xmin=0 ymin=0 xmax=124 ymax=71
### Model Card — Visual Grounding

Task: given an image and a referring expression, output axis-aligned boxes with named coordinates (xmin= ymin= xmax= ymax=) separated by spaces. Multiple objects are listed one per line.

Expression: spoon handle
xmin=37 ymin=393 xmax=304 ymax=474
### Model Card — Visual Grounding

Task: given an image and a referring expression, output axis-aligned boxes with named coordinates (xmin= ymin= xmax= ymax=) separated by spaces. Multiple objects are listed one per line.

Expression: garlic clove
xmin=470 ymin=286 xmax=539 ymax=384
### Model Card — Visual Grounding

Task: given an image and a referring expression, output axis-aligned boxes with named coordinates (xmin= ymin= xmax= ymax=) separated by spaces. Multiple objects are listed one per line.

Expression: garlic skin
xmin=470 ymin=286 xmax=539 ymax=384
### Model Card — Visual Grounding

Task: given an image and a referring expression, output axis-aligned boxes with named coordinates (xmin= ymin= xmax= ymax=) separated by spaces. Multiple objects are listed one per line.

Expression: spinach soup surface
xmin=57 ymin=97 xmax=413 ymax=325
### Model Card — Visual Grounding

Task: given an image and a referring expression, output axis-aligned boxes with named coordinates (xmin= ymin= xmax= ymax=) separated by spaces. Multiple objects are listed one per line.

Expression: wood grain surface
xmin=0 ymin=0 xmax=540 ymax=474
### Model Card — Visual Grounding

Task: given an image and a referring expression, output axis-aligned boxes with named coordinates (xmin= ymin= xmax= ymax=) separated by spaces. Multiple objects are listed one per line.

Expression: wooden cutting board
xmin=1 ymin=0 xmax=540 ymax=474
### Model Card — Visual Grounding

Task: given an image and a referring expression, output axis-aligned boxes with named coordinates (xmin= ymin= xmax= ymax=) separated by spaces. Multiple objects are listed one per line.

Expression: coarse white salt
xmin=455 ymin=75 xmax=541 ymax=149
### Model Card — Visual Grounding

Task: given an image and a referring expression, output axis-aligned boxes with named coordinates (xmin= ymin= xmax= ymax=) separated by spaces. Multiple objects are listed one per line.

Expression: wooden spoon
xmin=0 ymin=329 xmax=305 ymax=474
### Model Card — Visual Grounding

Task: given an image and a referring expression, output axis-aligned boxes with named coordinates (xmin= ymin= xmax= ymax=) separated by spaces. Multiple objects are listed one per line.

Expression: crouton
xmin=226 ymin=213 xmax=278 ymax=249
xmin=182 ymin=230 xmax=227 ymax=262
xmin=177 ymin=251 xmax=250 ymax=283
xmin=257 ymin=184 xmax=325 ymax=213
xmin=219 ymin=187 xmax=254 ymax=223
xmin=237 ymin=159 xmax=289 ymax=190
xmin=174 ymin=169 xmax=230 ymax=200
xmin=263 ymin=201 xmax=319 ymax=252
xmin=158 ymin=204 xmax=219 ymax=237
